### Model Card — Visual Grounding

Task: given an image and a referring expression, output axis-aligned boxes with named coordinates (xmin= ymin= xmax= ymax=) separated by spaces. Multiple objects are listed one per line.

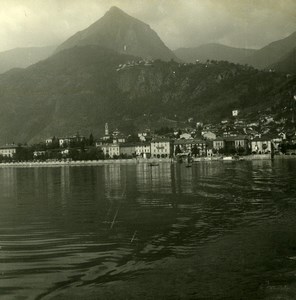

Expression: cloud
xmin=0 ymin=0 xmax=295 ymax=52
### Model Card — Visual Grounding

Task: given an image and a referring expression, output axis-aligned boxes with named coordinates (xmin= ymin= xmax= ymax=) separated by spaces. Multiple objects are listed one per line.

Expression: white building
xmin=33 ymin=150 xmax=46 ymax=157
xmin=45 ymin=138 xmax=54 ymax=145
xmin=0 ymin=145 xmax=18 ymax=157
xmin=150 ymin=139 xmax=172 ymax=158
xmin=101 ymin=144 xmax=120 ymax=158
xmin=232 ymin=110 xmax=239 ymax=117
xmin=135 ymin=143 xmax=151 ymax=158
xmin=251 ymin=138 xmax=272 ymax=154
xmin=59 ymin=138 xmax=74 ymax=147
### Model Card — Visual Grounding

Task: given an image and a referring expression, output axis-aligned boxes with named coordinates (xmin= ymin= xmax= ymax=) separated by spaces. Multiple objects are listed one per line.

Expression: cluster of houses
xmin=95 ymin=135 xmax=272 ymax=159
xmin=87 ymin=121 xmax=276 ymax=159
xmin=1 ymin=113 xmax=295 ymax=160
xmin=116 ymin=59 xmax=153 ymax=72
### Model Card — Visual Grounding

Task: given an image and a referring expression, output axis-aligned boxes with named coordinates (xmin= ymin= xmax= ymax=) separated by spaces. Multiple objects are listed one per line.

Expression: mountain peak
xmin=55 ymin=6 xmax=178 ymax=62
xmin=107 ymin=6 xmax=125 ymax=14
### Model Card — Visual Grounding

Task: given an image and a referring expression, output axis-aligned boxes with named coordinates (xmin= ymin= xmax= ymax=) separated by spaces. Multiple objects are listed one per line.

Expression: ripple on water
xmin=0 ymin=161 xmax=296 ymax=299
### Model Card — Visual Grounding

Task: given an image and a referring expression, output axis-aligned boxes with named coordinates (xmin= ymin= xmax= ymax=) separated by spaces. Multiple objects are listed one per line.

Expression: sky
xmin=0 ymin=0 xmax=295 ymax=52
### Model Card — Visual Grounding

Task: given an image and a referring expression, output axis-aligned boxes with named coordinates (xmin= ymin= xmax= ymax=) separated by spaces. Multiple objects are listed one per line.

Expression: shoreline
xmin=0 ymin=154 xmax=293 ymax=168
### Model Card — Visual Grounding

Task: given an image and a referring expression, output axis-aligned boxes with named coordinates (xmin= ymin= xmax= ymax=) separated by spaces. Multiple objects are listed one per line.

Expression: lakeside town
xmin=1 ymin=109 xmax=296 ymax=164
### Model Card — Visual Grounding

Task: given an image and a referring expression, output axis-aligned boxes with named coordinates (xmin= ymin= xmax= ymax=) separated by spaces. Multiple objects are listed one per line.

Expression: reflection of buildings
xmin=60 ymin=167 xmax=71 ymax=205
xmin=104 ymin=165 xmax=125 ymax=200
xmin=136 ymin=163 xmax=173 ymax=195
xmin=0 ymin=168 xmax=17 ymax=199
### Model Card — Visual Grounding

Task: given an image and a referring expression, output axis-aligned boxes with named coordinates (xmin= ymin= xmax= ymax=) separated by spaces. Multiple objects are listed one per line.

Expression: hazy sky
xmin=0 ymin=0 xmax=295 ymax=52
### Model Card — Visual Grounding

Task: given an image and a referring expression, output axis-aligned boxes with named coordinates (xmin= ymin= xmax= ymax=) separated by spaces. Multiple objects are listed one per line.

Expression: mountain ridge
xmin=0 ymin=45 xmax=56 ymax=74
xmin=243 ymin=31 xmax=296 ymax=69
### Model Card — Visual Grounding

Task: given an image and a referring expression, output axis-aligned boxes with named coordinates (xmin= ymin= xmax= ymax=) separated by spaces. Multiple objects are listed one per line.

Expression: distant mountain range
xmin=0 ymin=46 xmax=56 ymax=74
xmin=56 ymin=6 xmax=178 ymax=62
xmin=0 ymin=7 xmax=295 ymax=74
xmin=0 ymin=6 xmax=295 ymax=144
xmin=174 ymin=31 xmax=296 ymax=73
xmin=174 ymin=43 xmax=256 ymax=65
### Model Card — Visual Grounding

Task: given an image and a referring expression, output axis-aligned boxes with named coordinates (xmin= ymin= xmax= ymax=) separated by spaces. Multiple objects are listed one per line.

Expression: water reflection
xmin=0 ymin=160 xmax=295 ymax=299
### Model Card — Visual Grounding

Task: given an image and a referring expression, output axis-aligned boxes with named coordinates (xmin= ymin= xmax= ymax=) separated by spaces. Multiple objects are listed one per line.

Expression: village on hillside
xmin=1 ymin=108 xmax=296 ymax=163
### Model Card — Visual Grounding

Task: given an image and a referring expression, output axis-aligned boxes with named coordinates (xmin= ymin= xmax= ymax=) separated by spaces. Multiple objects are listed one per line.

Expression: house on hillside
xmin=112 ymin=133 xmax=126 ymax=144
xmin=45 ymin=138 xmax=54 ymax=145
xmin=59 ymin=135 xmax=84 ymax=147
xmin=202 ymin=131 xmax=217 ymax=140
xmin=179 ymin=133 xmax=192 ymax=140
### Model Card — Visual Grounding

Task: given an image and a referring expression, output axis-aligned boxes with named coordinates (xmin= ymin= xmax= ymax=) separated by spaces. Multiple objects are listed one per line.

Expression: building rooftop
xmin=174 ymin=139 xmax=205 ymax=145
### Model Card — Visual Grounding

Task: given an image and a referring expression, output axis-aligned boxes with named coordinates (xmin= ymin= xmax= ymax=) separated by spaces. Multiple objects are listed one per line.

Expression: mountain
xmin=271 ymin=48 xmax=296 ymax=74
xmin=0 ymin=45 xmax=295 ymax=144
xmin=174 ymin=43 xmax=256 ymax=64
xmin=0 ymin=46 xmax=56 ymax=74
xmin=244 ymin=31 xmax=296 ymax=69
xmin=55 ymin=6 xmax=178 ymax=62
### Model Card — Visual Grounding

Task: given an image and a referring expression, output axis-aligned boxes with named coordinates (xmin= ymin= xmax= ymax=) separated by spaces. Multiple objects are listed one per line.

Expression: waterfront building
xmin=0 ymin=145 xmax=19 ymax=157
xmin=150 ymin=139 xmax=172 ymax=158
xmin=213 ymin=137 xmax=225 ymax=150
xmin=173 ymin=139 xmax=206 ymax=157
xmin=213 ymin=136 xmax=250 ymax=153
xmin=101 ymin=144 xmax=120 ymax=158
xmin=135 ymin=143 xmax=151 ymax=158
xmin=119 ymin=144 xmax=136 ymax=157
xmin=232 ymin=135 xmax=249 ymax=151
xmin=251 ymin=138 xmax=272 ymax=154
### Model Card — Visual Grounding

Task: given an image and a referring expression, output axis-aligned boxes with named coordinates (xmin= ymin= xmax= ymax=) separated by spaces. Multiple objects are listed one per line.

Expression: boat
xmin=185 ymin=164 xmax=192 ymax=168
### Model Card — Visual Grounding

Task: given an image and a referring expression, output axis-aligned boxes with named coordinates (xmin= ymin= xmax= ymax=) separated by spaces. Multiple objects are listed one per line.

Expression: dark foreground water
xmin=1 ymin=160 xmax=296 ymax=300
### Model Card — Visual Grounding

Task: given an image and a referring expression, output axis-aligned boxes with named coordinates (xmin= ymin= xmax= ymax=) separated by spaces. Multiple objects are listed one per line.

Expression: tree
xmin=127 ymin=133 xmax=140 ymax=143
xmin=14 ymin=146 xmax=33 ymax=161
xmin=237 ymin=146 xmax=245 ymax=156
xmin=88 ymin=133 xmax=94 ymax=146
xmin=174 ymin=145 xmax=182 ymax=156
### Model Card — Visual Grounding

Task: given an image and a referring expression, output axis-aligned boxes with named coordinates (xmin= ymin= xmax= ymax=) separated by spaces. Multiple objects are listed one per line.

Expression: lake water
xmin=1 ymin=160 xmax=296 ymax=299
